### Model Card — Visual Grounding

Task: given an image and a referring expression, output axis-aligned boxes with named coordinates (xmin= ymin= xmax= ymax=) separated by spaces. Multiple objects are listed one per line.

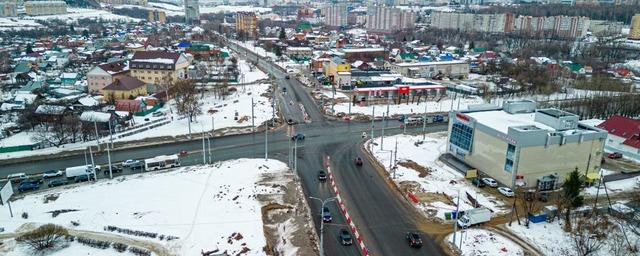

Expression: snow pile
xmin=334 ymin=96 xmax=484 ymax=117
xmin=0 ymin=159 xmax=290 ymax=255
xmin=447 ymin=229 xmax=524 ymax=256
xmin=367 ymin=133 xmax=507 ymax=221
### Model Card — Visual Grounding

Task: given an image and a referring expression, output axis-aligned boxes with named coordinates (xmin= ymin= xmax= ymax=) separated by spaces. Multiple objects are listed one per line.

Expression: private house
xmin=596 ymin=115 xmax=640 ymax=162
xmin=87 ymin=60 xmax=130 ymax=94
xmin=101 ymin=76 xmax=147 ymax=101
xmin=129 ymin=51 xmax=190 ymax=93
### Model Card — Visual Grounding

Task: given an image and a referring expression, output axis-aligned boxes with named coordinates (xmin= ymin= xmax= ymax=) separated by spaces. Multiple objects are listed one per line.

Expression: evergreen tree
xmin=26 ymin=43 xmax=33 ymax=54
xmin=274 ymin=46 xmax=282 ymax=57
xmin=278 ymin=28 xmax=286 ymax=41
xmin=562 ymin=168 xmax=584 ymax=229
xmin=82 ymin=29 xmax=89 ymax=38
xmin=69 ymin=24 xmax=75 ymax=33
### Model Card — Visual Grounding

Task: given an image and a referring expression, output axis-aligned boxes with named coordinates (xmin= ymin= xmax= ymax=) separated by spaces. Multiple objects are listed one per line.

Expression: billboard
xmin=0 ymin=182 xmax=13 ymax=205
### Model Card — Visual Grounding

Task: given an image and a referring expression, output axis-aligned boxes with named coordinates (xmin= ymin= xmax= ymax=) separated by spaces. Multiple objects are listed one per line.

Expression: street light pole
xmin=381 ymin=111 xmax=386 ymax=150
xmin=107 ymin=146 xmax=113 ymax=179
xmin=370 ymin=106 xmax=375 ymax=141
xmin=422 ymin=100 xmax=428 ymax=141
xmin=309 ymin=196 xmax=336 ymax=256
xmin=294 ymin=138 xmax=298 ymax=174
xmin=88 ymin=146 xmax=96 ymax=181
xmin=251 ymin=97 xmax=255 ymax=131
xmin=264 ymin=121 xmax=268 ymax=161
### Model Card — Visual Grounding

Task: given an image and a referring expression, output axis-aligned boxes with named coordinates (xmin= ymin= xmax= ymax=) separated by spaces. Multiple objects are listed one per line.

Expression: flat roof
xmin=466 ymin=110 xmax=555 ymax=134
xmin=393 ymin=60 xmax=467 ymax=67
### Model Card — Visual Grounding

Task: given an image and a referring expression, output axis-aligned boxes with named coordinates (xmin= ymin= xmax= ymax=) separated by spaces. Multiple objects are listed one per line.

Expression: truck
xmin=457 ymin=207 xmax=491 ymax=228
xmin=65 ymin=165 xmax=95 ymax=180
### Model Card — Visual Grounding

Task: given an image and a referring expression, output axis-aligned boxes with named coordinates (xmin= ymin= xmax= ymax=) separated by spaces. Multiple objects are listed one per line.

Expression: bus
xmin=144 ymin=155 xmax=181 ymax=171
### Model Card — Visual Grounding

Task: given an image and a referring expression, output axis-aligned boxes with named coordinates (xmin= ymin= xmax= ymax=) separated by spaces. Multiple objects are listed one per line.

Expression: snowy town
xmin=0 ymin=0 xmax=639 ymax=256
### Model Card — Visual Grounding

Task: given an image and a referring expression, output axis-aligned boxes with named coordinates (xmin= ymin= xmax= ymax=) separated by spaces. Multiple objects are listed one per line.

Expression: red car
xmin=608 ymin=152 xmax=623 ymax=159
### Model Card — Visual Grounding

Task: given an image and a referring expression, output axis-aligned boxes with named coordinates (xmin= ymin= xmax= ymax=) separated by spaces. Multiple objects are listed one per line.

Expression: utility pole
xmin=88 ymin=146 xmax=96 ymax=181
xmin=108 ymin=120 xmax=114 ymax=149
xmin=107 ymin=146 xmax=113 ymax=179
xmin=264 ymin=121 xmax=268 ymax=161
xmin=332 ymin=84 xmax=336 ymax=114
xmin=202 ymin=129 xmax=206 ymax=164
xmin=251 ymin=97 xmax=255 ymax=131
xmin=294 ymin=138 xmax=298 ymax=174
xmin=422 ymin=101 xmax=428 ymax=141
xmin=93 ymin=120 xmax=100 ymax=149
xmin=393 ymin=138 xmax=398 ymax=179
xmin=452 ymin=189 xmax=461 ymax=246
xmin=309 ymin=197 xmax=336 ymax=256
xmin=381 ymin=111 xmax=386 ymax=150
xmin=370 ymin=106 xmax=375 ymax=141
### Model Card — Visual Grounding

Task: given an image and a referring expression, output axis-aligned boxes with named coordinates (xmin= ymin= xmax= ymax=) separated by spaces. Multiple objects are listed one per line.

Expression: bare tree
xmin=16 ymin=224 xmax=69 ymax=251
xmin=32 ymin=115 xmax=81 ymax=147
xmin=171 ymin=79 xmax=202 ymax=123
xmin=571 ymin=215 xmax=611 ymax=256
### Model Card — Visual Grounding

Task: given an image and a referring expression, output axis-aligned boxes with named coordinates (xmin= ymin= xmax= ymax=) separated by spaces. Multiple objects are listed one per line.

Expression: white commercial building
xmin=389 ymin=60 xmax=470 ymax=79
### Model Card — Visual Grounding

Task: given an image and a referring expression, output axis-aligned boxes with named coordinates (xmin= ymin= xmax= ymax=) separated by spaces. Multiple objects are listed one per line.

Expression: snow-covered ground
xmin=238 ymin=59 xmax=268 ymax=83
xmin=0 ymin=18 xmax=42 ymax=31
xmin=0 ymin=159 xmax=293 ymax=255
xmin=27 ymin=8 xmax=139 ymax=23
xmin=115 ymin=83 xmax=274 ymax=142
xmin=334 ymin=96 xmax=484 ymax=117
xmin=585 ymin=175 xmax=640 ymax=196
xmin=319 ymin=89 xmax=349 ymax=100
xmin=367 ymin=133 xmax=507 ymax=221
xmin=447 ymin=229 xmax=524 ymax=256
xmin=5 ymin=242 xmax=122 ymax=256
xmin=200 ymin=5 xmax=271 ymax=14
xmin=508 ymin=218 xmax=640 ymax=256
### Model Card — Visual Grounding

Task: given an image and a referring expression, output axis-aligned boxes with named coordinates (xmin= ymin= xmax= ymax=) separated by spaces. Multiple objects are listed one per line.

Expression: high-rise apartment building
xmin=148 ymin=9 xmax=167 ymax=24
xmin=321 ymin=3 xmax=348 ymax=27
xmin=24 ymin=1 xmax=67 ymax=16
xmin=236 ymin=11 xmax=258 ymax=39
xmin=628 ymin=14 xmax=640 ymax=40
xmin=184 ymin=0 xmax=199 ymax=24
xmin=366 ymin=6 xmax=415 ymax=33
xmin=0 ymin=2 xmax=17 ymax=17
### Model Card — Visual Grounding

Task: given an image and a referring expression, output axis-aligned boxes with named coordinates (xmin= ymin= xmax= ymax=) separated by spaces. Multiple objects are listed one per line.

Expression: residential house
xmin=325 ymin=57 xmax=351 ymax=86
xmin=87 ymin=60 xmax=130 ymax=94
xmin=35 ymin=104 xmax=70 ymax=123
xmin=596 ymin=115 xmax=640 ymax=162
xmin=129 ymin=51 xmax=190 ymax=93
xmin=101 ymin=76 xmax=147 ymax=101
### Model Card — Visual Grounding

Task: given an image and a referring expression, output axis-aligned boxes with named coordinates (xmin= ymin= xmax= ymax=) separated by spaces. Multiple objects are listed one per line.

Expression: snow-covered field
xmin=5 ymin=242 xmax=121 ymax=256
xmin=0 ymin=159 xmax=292 ymax=255
xmin=0 ymin=18 xmax=42 ymax=30
xmin=447 ymin=229 xmax=524 ymax=256
xmin=367 ymin=133 xmax=507 ymax=221
xmin=200 ymin=5 xmax=271 ymax=14
xmin=27 ymin=8 xmax=140 ymax=23
xmin=335 ymin=96 xmax=484 ymax=117
xmin=238 ymin=59 xmax=268 ymax=83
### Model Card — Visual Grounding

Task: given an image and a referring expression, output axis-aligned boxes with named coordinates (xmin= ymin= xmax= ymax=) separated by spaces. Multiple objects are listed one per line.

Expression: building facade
xmin=430 ymin=12 xmax=508 ymax=34
xmin=129 ymin=51 xmax=190 ymax=93
xmin=236 ymin=12 xmax=258 ymax=39
xmin=589 ymin=20 xmax=624 ymax=36
xmin=389 ymin=60 xmax=470 ymax=79
xmin=448 ymin=101 xmax=607 ymax=189
xmin=148 ymin=9 xmax=167 ymax=23
xmin=629 ymin=14 xmax=640 ymax=40
xmin=97 ymin=0 xmax=147 ymax=5
xmin=24 ymin=1 xmax=67 ymax=16
xmin=0 ymin=2 xmax=17 ymax=17
xmin=321 ymin=3 xmax=348 ymax=27
xmin=184 ymin=0 xmax=199 ymax=24
xmin=366 ymin=6 xmax=415 ymax=33
xmin=87 ymin=61 xmax=130 ymax=94
xmin=101 ymin=76 xmax=148 ymax=101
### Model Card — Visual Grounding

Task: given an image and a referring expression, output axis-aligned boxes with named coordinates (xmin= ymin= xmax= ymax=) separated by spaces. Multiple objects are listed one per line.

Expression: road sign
xmin=0 ymin=182 xmax=13 ymax=205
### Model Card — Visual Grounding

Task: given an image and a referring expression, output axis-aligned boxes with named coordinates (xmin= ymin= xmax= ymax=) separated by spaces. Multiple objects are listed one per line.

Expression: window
xmin=449 ymin=122 xmax=473 ymax=151
xmin=505 ymin=144 xmax=516 ymax=173
xmin=504 ymin=159 xmax=514 ymax=172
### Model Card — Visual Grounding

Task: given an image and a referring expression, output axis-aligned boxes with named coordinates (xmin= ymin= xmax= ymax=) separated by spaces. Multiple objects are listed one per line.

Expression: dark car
xmin=291 ymin=133 xmax=305 ymax=141
xmin=103 ymin=165 xmax=123 ymax=175
xmin=48 ymin=179 xmax=68 ymax=188
xmin=130 ymin=161 xmax=144 ymax=170
xmin=24 ymin=178 xmax=44 ymax=185
xmin=355 ymin=157 xmax=363 ymax=166
xmin=406 ymin=232 xmax=423 ymax=248
xmin=285 ymin=75 xmax=290 ymax=79
xmin=18 ymin=181 xmax=40 ymax=192
xmin=471 ymin=178 xmax=485 ymax=187
xmin=322 ymin=207 xmax=332 ymax=222
xmin=318 ymin=170 xmax=327 ymax=182
xmin=74 ymin=175 xmax=94 ymax=183
xmin=339 ymin=229 xmax=353 ymax=246
xmin=282 ymin=87 xmax=288 ymax=92
xmin=286 ymin=118 xmax=295 ymax=125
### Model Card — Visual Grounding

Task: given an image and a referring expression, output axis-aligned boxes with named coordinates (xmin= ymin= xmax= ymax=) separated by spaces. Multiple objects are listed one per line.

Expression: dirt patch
xmin=398 ymin=160 xmax=431 ymax=177
xmin=237 ymin=116 xmax=250 ymax=123
xmin=43 ymin=194 xmax=59 ymax=204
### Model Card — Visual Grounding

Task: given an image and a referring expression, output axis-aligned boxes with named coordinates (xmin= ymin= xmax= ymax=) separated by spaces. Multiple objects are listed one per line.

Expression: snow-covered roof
xmin=80 ymin=111 xmax=112 ymax=123
xmin=78 ymin=96 xmax=99 ymax=107
xmin=393 ymin=60 xmax=467 ymax=67
xmin=466 ymin=110 xmax=556 ymax=134
xmin=341 ymin=47 xmax=385 ymax=53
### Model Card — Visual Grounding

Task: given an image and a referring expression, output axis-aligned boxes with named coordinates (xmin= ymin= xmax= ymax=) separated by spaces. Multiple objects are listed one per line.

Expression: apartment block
xmin=0 ymin=2 xmax=17 ymax=17
xmin=366 ymin=6 xmax=415 ymax=33
xmin=24 ymin=1 xmax=67 ymax=16
xmin=236 ymin=11 xmax=258 ymax=39
xmin=321 ymin=3 xmax=348 ymax=27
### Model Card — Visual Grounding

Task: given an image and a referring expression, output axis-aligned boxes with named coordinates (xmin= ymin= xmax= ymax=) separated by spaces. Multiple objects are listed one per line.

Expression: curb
xmin=325 ymin=156 xmax=370 ymax=256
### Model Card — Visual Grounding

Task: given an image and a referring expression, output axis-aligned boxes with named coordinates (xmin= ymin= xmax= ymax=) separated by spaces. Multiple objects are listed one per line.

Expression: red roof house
xmin=597 ymin=115 xmax=640 ymax=149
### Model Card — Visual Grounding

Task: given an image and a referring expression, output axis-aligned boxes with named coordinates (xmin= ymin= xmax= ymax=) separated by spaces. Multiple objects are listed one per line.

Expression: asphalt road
xmin=2 ymin=40 xmax=450 ymax=256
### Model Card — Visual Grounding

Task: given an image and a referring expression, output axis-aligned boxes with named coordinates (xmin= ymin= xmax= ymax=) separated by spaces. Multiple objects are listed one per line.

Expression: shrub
xmin=16 ymin=224 xmax=69 ymax=251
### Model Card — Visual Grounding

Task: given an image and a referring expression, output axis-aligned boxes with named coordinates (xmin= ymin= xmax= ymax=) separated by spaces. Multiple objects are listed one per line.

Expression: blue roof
xmin=177 ymin=41 xmax=192 ymax=48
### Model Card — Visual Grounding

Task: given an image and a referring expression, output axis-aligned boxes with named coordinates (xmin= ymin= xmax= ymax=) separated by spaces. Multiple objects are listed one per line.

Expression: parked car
xmin=406 ymin=232 xmax=423 ymax=248
xmin=18 ymin=181 xmax=40 ymax=192
xmin=285 ymin=75 xmax=290 ymax=79
xmin=103 ymin=165 xmax=123 ymax=175
xmin=481 ymin=177 xmax=498 ymax=187
xmin=130 ymin=161 xmax=144 ymax=170
xmin=152 ymin=111 xmax=164 ymax=117
xmin=355 ymin=157 xmax=363 ymax=166
xmin=179 ymin=150 xmax=188 ymax=156
xmin=74 ymin=175 xmax=94 ymax=183
xmin=322 ymin=207 xmax=332 ymax=222
xmin=286 ymin=118 xmax=295 ymax=125
xmin=282 ymin=87 xmax=287 ymax=92
xmin=291 ymin=133 xmax=305 ymax=141
xmin=339 ymin=229 xmax=353 ymax=246
xmin=48 ymin=179 xmax=68 ymax=188
xmin=471 ymin=178 xmax=485 ymax=187
xmin=608 ymin=152 xmax=623 ymax=159
xmin=498 ymin=187 xmax=514 ymax=197
xmin=122 ymin=159 xmax=140 ymax=167
xmin=7 ymin=173 xmax=27 ymax=183
xmin=24 ymin=178 xmax=43 ymax=185
xmin=318 ymin=170 xmax=327 ymax=182
xmin=42 ymin=170 xmax=63 ymax=179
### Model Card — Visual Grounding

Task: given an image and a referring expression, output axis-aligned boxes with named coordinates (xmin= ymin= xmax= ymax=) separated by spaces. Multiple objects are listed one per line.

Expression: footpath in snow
xmin=366 ymin=133 xmax=507 ymax=221
xmin=0 ymin=159 xmax=313 ymax=256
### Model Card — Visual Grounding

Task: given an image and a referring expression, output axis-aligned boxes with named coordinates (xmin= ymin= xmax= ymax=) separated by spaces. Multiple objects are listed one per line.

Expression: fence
xmin=134 ymin=104 xmax=162 ymax=117
xmin=0 ymin=145 xmax=33 ymax=154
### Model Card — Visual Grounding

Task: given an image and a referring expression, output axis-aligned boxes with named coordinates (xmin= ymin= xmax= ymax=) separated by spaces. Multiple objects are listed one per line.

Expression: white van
xmin=7 ymin=173 xmax=27 ymax=183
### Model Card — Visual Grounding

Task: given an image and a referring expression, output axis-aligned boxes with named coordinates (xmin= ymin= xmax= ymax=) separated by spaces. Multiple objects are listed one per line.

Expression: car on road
xmin=322 ymin=207 xmax=332 ymax=222
xmin=47 ymin=179 xmax=68 ymax=188
xmin=286 ymin=118 xmax=295 ymax=125
xmin=482 ymin=177 xmax=498 ymax=187
xmin=18 ymin=181 xmax=40 ymax=192
xmin=318 ymin=170 xmax=327 ymax=182
xmin=498 ymin=187 xmax=514 ymax=197
xmin=406 ymin=232 xmax=423 ymax=248
xmin=285 ymin=75 xmax=290 ymax=79
xmin=291 ymin=133 xmax=305 ymax=141
xmin=7 ymin=173 xmax=27 ymax=183
xmin=355 ymin=157 xmax=363 ymax=166
xmin=282 ymin=87 xmax=287 ymax=92
xmin=122 ymin=159 xmax=140 ymax=167
xmin=471 ymin=178 xmax=485 ymax=187
xmin=24 ymin=178 xmax=44 ymax=185
xmin=74 ymin=175 xmax=94 ymax=183
xmin=103 ymin=165 xmax=123 ymax=175
xmin=608 ymin=152 xmax=623 ymax=159
xmin=42 ymin=170 xmax=63 ymax=179
xmin=179 ymin=150 xmax=188 ymax=156
xmin=339 ymin=229 xmax=353 ymax=246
